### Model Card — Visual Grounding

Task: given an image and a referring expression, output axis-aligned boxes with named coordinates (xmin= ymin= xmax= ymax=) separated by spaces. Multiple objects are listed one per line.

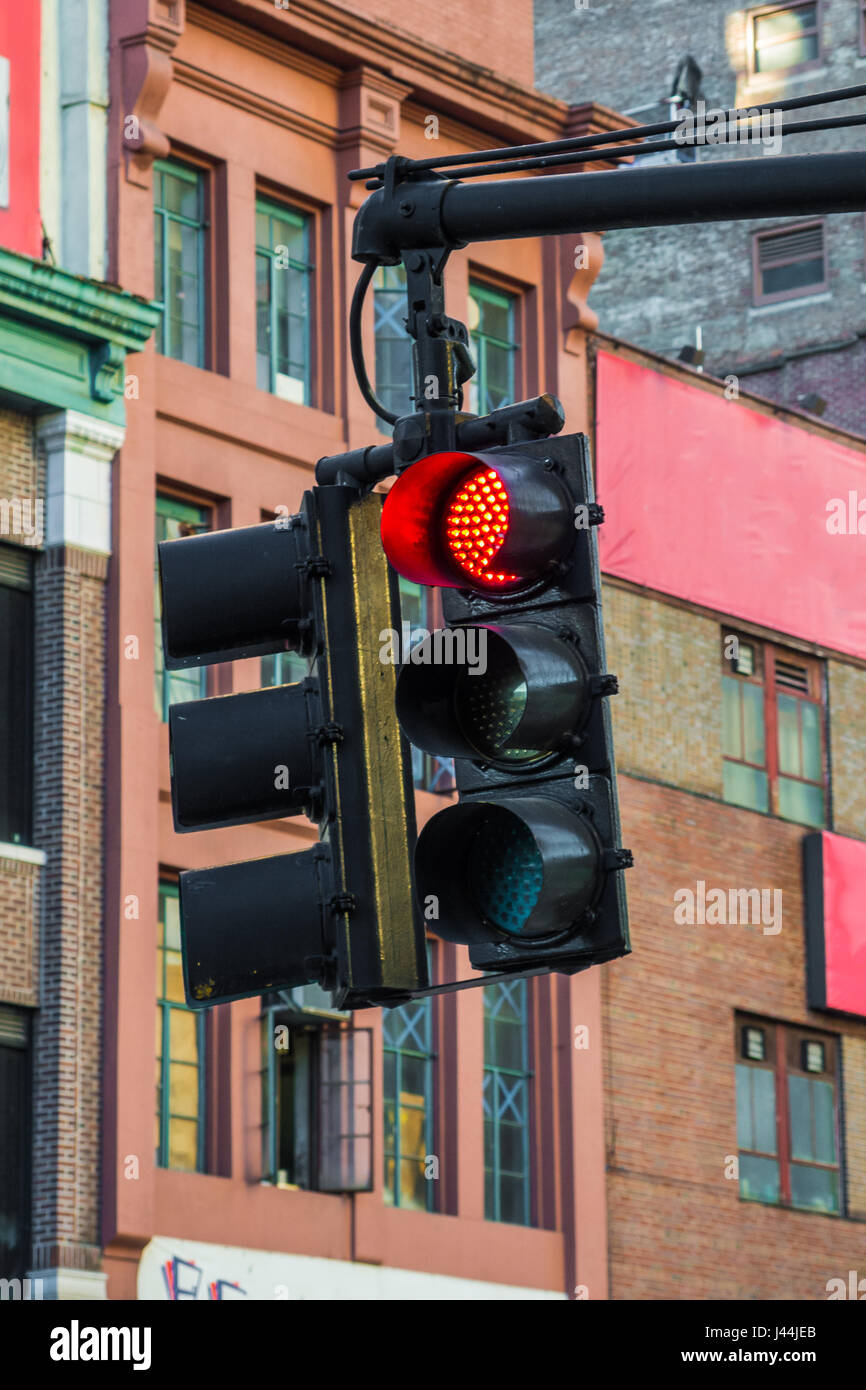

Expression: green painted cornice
xmin=0 ymin=247 xmax=159 ymax=349
xmin=0 ymin=248 xmax=160 ymax=423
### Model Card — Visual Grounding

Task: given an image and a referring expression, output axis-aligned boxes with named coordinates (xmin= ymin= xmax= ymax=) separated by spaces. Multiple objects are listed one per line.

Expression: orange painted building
xmin=102 ymin=0 xmax=618 ymax=1300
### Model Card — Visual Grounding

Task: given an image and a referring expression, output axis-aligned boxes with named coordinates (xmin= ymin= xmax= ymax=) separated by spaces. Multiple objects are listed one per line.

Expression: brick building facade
xmin=591 ymin=336 xmax=866 ymax=1299
xmin=535 ymin=0 xmax=866 ymax=436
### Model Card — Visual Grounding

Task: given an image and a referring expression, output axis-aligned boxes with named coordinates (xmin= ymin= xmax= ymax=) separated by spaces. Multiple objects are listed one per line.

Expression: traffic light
xmin=158 ymin=485 xmax=429 ymax=1010
xmin=379 ymin=432 xmax=632 ymax=975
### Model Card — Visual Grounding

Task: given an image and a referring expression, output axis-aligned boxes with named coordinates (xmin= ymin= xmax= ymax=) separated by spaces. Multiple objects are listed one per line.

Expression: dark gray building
xmin=535 ymin=0 xmax=866 ymax=434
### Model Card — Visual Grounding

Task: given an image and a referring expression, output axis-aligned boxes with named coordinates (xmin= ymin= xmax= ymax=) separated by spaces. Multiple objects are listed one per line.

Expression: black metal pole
xmin=442 ymin=151 xmax=866 ymax=240
xmin=352 ymin=152 xmax=866 ymax=262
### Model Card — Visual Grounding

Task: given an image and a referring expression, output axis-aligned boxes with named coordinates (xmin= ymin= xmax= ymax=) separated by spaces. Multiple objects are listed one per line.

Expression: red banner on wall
xmin=804 ymin=832 xmax=866 ymax=1018
xmin=595 ymin=350 xmax=866 ymax=661
xmin=0 ymin=2 xmax=42 ymax=260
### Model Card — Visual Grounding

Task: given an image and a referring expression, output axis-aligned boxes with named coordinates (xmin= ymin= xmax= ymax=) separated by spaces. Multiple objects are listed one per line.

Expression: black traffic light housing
xmin=380 ymin=431 xmax=631 ymax=976
xmin=158 ymin=485 xmax=429 ymax=1011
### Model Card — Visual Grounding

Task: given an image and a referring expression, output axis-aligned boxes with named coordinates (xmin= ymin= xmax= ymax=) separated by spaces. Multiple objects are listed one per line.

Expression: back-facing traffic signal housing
xmin=380 ymin=433 xmax=632 ymax=975
xmin=158 ymin=485 xmax=429 ymax=1011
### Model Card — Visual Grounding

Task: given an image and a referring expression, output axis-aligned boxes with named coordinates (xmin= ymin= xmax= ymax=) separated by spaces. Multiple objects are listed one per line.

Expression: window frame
xmin=467 ymin=278 xmax=521 ymax=417
xmin=483 ymin=976 xmax=535 ymax=1227
xmin=153 ymin=157 xmax=210 ymax=369
xmin=254 ymin=193 xmax=316 ymax=407
xmin=373 ymin=263 xmax=413 ymax=435
xmin=747 ymin=1 xmax=822 ymax=78
xmin=382 ymin=944 xmax=437 ymax=1212
xmin=0 ymin=544 xmax=34 ymax=846
xmin=752 ymin=220 xmax=828 ymax=307
xmin=721 ymin=633 xmax=827 ymax=827
xmin=155 ymin=879 xmax=207 ymax=1173
xmin=735 ymin=1015 xmax=841 ymax=1214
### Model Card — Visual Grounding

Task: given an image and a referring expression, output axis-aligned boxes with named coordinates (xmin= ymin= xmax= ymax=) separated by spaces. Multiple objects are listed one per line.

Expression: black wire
xmin=350 ymin=80 xmax=866 ymax=183
xmin=426 ymin=110 xmax=866 ymax=182
xmin=350 ymin=261 xmax=399 ymax=426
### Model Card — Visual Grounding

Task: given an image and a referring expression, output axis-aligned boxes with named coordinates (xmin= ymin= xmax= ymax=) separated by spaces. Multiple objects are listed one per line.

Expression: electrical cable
xmin=350 ymin=80 xmax=866 ymax=185
xmin=349 ymin=261 xmax=399 ymax=426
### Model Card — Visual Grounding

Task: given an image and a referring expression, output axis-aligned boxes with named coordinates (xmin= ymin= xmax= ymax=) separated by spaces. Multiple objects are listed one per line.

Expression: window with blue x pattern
xmin=483 ymin=977 xmax=532 ymax=1225
xmin=383 ymin=991 xmax=435 ymax=1211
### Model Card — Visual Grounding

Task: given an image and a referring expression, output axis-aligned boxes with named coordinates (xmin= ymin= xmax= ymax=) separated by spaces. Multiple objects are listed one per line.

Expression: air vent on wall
xmin=775 ymin=659 xmax=810 ymax=692
xmin=758 ymin=224 xmax=824 ymax=267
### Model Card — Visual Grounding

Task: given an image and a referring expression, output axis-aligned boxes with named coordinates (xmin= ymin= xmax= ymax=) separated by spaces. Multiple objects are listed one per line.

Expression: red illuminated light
xmin=444 ymin=467 xmax=518 ymax=587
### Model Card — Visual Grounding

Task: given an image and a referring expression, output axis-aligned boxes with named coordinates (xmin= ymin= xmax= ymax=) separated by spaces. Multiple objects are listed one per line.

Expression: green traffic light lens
xmin=468 ymin=813 xmax=544 ymax=935
xmin=454 ymin=642 xmax=542 ymax=763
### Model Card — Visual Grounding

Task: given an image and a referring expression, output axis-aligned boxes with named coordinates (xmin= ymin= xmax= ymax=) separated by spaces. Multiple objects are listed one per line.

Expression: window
xmin=483 ymin=977 xmax=532 ymax=1225
xmin=374 ymin=264 xmax=413 ymax=434
xmin=0 ymin=1006 xmax=30 ymax=1278
xmin=398 ymin=576 xmax=455 ymax=794
xmin=468 ymin=282 xmax=518 ymax=416
xmin=261 ymin=999 xmax=373 ymax=1192
xmin=735 ymin=1017 xmax=840 ymax=1214
xmin=750 ymin=3 xmax=819 ymax=74
xmin=383 ymin=981 xmax=435 ymax=1211
xmin=156 ymin=882 xmax=206 ymax=1171
xmin=753 ymin=222 xmax=827 ymax=305
xmin=255 ymin=198 xmax=313 ymax=404
xmin=0 ymin=545 xmax=33 ymax=844
xmin=261 ymin=650 xmax=308 ymax=689
xmin=153 ymin=160 xmax=208 ymax=367
xmin=721 ymin=635 xmax=826 ymax=827
xmin=154 ymin=494 xmax=210 ymax=721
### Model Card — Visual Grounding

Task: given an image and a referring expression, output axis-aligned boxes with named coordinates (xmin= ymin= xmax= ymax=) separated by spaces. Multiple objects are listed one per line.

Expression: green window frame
xmin=468 ymin=281 xmax=518 ymax=417
xmin=156 ymin=881 xmax=206 ymax=1172
xmin=154 ymin=494 xmax=210 ymax=722
xmin=373 ymin=264 xmax=413 ymax=434
xmin=483 ymin=977 xmax=532 ymax=1226
xmin=0 ymin=545 xmax=33 ymax=846
xmin=383 ymin=978 xmax=436 ymax=1212
xmin=255 ymin=198 xmax=314 ymax=404
xmin=721 ymin=634 xmax=826 ymax=827
xmin=153 ymin=159 xmax=208 ymax=368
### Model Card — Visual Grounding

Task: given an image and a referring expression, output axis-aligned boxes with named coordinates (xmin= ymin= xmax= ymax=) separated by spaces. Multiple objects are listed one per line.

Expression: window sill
xmin=739 ymin=1194 xmax=840 ymax=1218
xmin=0 ymin=841 xmax=46 ymax=867
xmin=748 ymin=291 xmax=831 ymax=317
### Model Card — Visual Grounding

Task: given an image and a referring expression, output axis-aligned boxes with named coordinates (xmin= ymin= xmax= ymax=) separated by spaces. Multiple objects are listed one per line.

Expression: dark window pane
xmin=739 ymin=1153 xmax=780 ymax=1203
xmin=722 ymin=676 xmax=742 ymax=758
xmin=800 ymin=700 xmax=822 ymax=782
xmin=761 ymin=256 xmax=824 ymax=296
xmin=788 ymin=1073 xmax=813 ymax=1160
xmin=777 ymin=693 xmax=801 ymax=776
xmin=742 ymin=682 xmax=766 ymax=765
xmin=777 ymin=776 xmax=824 ymax=827
xmin=790 ymin=1162 xmax=838 ymax=1213
xmin=0 ymin=578 xmax=33 ymax=844
xmin=723 ymin=761 xmax=769 ymax=813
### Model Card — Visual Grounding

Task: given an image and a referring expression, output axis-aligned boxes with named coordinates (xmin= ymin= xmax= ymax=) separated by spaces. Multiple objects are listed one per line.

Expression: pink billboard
xmin=595 ymin=350 xmax=866 ymax=661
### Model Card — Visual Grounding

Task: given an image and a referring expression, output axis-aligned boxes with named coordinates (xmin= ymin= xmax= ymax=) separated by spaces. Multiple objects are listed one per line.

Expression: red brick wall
xmin=606 ymin=773 xmax=866 ymax=1300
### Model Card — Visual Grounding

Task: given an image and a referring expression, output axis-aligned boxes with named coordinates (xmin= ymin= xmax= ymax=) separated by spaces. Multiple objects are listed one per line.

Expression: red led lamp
xmin=380 ymin=450 xmax=572 ymax=593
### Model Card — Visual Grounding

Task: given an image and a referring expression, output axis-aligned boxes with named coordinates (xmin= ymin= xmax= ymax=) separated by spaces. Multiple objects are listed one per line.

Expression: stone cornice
xmin=189 ymin=0 xmax=568 ymax=142
xmin=0 ymin=249 xmax=160 ymax=350
xmin=171 ymin=61 xmax=337 ymax=148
